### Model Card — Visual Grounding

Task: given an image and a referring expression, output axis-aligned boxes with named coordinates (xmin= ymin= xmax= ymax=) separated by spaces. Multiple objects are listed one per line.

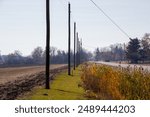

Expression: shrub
xmin=81 ymin=64 xmax=123 ymax=99
xmin=81 ymin=63 xmax=150 ymax=100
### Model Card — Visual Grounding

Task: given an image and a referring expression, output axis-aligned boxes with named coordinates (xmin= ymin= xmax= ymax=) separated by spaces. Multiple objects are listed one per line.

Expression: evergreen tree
xmin=126 ymin=38 xmax=141 ymax=63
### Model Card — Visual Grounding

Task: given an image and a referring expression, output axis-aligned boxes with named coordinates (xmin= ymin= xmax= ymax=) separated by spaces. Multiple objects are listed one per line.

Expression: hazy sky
xmin=0 ymin=0 xmax=150 ymax=55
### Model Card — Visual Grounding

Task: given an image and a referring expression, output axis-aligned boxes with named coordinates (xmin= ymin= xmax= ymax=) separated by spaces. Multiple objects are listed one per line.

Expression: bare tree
xmin=31 ymin=47 xmax=44 ymax=64
xmin=141 ymin=33 xmax=150 ymax=61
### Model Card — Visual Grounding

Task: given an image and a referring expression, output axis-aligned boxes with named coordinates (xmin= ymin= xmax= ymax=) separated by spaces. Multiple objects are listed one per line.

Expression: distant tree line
xmin=0 ymin=47 xmax=93 ymax=67
xmin=94 ymin=33 xmax=150 ymax=64
xmin=126 ymin=33 xmax=150 ymax=63
xmin=1 ymin=33 xmax=149 ymax=66
xmin=94 ymin=43 xmax=125 ymax=62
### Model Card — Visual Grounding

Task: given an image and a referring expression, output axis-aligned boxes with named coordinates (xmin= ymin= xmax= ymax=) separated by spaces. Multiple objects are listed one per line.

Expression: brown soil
xmin=0 ymin=64 xmax=65 ymax=84
xmin=0 ymin=65 xmax=67 ymax=100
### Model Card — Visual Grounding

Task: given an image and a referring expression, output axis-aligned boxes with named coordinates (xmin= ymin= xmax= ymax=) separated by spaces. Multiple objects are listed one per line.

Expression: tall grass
xmin=81 ymin=63 xmax=150 ymax=100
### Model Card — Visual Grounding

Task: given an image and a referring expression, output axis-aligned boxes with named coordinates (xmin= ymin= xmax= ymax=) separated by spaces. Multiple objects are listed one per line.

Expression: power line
xmin=89 ymin=0 xmax=130 ymax=38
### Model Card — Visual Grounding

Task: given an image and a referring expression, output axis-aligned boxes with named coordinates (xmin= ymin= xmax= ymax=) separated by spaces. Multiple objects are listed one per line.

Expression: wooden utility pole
xmin=78 ymin=39 xmax=81 ymax=65
xmin=46 ymin=0 xmax=50 ymax=89
xmin=68 ymin=3 xmax=71 ymax=75
xmin=76 ymin=32 xmax=79 ymax=67
xmin=74 ymin=22 xmax=76 ymax=70
xmin=80 ymin=38 xmax=82 ymax=64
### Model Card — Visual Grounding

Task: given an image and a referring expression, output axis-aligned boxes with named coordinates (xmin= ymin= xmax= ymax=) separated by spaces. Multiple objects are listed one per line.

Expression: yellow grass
xmin=81 ymin=63 xmax=150 ymax=100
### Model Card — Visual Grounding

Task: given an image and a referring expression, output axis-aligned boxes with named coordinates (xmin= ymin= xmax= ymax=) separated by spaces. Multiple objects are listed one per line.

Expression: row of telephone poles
xmin=45 ymin=1 xmax=82 ymax=89
xmin=68 ymin=3 xmax=83 ymax=75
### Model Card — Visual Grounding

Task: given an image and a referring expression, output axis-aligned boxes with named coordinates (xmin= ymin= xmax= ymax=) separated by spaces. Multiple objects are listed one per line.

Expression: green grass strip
xmin=20 ymin=68 xmax=86 ymax=100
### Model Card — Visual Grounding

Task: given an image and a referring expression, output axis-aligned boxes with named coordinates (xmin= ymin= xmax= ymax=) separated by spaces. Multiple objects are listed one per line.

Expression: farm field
xmin=0 ymin=64 xmax=67 ymax=99
xmin=0 ymin=64 xmax=66 ymax=85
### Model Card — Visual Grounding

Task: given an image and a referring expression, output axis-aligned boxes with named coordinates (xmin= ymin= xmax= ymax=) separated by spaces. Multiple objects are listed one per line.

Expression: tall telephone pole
xmin=76 ymin=32 xmax=78 ymax=67
xmin=46 ymin=0 xmax=50 ymax=89
xmin=74 ymin=22 xmax=76 ymax=70
xmin=78 ymin=39 xmax=81 ymax=65
xmin=80 ymin=38 xmax=82 ymax=64
xmin=76 ymin=33 xmax=80 ymax=67
xmin=68 ymin=3 xmax=71 ymax=75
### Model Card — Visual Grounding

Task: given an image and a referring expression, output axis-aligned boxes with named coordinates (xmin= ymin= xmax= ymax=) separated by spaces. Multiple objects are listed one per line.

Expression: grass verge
xmin=19 ymin=68 xmax=86 ymax=100
xmin=81 ymin=63 xmax=150 ymax=100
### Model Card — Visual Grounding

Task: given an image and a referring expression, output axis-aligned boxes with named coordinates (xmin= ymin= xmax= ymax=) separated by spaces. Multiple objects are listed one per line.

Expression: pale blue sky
xmin=0 ymin=0 xmax=150 ymax=55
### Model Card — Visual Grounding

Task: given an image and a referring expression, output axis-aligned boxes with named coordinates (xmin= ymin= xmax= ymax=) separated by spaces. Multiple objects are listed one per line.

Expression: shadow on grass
xmin=53 ymin=88 xmax=83 ymax=95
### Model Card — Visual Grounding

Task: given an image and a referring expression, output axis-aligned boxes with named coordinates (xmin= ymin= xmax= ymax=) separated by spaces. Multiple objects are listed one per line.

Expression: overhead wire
xmin=58 ymin=0 xmax=112 ymax=49
xmin=58 ymin=0 xmax=130 ymax=50
xmin=89 ymin=0 xmax=130 ymax=38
